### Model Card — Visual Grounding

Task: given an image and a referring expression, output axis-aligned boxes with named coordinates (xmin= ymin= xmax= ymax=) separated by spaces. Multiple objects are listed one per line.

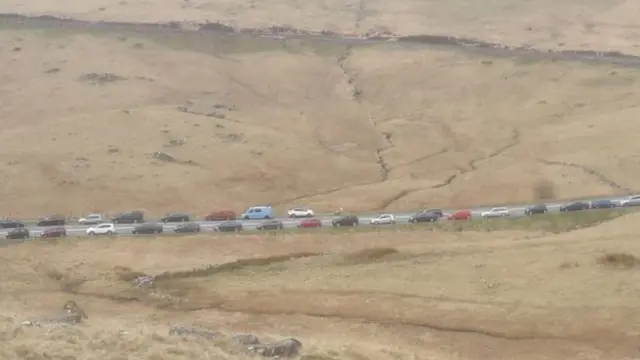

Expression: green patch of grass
xmin=0 ymin=18 xmax=352 ymax=58
xmin=259 ymin=207 xmax=639 ymax=236
xmin=446 ymin=207 xmax=636 ymax=233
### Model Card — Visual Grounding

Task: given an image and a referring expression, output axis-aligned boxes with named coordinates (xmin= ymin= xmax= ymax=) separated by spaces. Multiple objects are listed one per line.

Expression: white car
xmin=86 ymin=223 xmax=116 ymax=236
xmin=79 ymin=214 xmax=103 ymax=225
xmin=370 ymin=214 xmax=396 ymax=225
xmin=481 ymin=207 xmax=510 ymax=218
xmin=620 ymin=195 xmax=640 ymax=207
xmin=287 ymin=208 xmax=315 ymax=218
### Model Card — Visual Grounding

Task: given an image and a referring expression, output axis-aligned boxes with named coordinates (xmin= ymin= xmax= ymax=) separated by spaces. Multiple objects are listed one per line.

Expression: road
xmin=1 ymin=194 xmax=635 ymax=239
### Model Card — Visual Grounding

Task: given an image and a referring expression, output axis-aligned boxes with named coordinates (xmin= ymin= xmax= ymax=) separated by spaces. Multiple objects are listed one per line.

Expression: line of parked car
xmin=3 ymin=196 xmax=639 ymax=240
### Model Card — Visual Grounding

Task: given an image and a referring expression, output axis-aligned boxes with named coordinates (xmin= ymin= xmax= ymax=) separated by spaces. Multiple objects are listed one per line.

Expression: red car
xmin=41 ymin=226 xmax=67 ymax=238
xmin=297 ymin=218 xmax=322 ymax=229
xmin=446 ymin=210 xmax=472 ymax=221
xmin=204 ymin=210 xmax=236 ymax=221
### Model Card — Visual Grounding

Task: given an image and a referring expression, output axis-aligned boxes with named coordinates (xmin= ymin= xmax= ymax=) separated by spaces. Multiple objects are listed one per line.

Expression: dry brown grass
xmin=4 ymin=214 xmax=640 ymax=359
xmin=1 ymin=21 xmax=640 ymax=218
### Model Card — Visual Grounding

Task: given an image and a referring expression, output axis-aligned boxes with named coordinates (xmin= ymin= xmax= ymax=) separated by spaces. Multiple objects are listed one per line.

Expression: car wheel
xmin=107 ymin=231 xmax=113 ymax=236
xmin=88 ymin=231 xmax=95 ymax=236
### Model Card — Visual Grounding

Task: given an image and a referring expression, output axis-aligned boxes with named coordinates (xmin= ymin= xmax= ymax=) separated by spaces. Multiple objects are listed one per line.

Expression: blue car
xmin=590 ymin=199 xmax=616 ymax=209
xmin=241 ymin=205 xmax=273 ymax=220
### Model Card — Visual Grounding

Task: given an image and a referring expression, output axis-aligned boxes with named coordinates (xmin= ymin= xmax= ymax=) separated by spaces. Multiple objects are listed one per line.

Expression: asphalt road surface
xmin=1 ymin=195 xmax=635 ymax=239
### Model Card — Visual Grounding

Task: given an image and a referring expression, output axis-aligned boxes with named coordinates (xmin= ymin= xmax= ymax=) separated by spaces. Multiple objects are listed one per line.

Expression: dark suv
xmin=112 ymin=211 xmax=144 ymax=224
xmin=0 ymin=219 xmax=24 ymax=228
xmin=132 ymin=223 xmax=163 ymax=234
xmin=6 ymin=227 xmax=29 ymax=240
xmin=560 ymin=201 xmax=589 ymax=212
xmin=524 ymin=204 xmax=548 ymax=215
xmin=332 ymin=215 xmax=359 ymax=227
xmin=36 ymin=214 xmax=66 ymax=226
xmin=590 ymin=199 xmax=616 ymax=209
xmin=41 ymin=226 xmax=67 ymax=238
xmin=409 ymin=211 xmax=440 ymax=223
xmin=420 ymin=209 xmax=443 ymax=218
xmin=160 ymin=212 xmax=190 ymax=223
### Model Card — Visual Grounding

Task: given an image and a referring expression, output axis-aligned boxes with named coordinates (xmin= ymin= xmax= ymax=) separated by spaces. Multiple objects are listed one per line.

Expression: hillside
xmin=3 ymin=215 xmax=640 ymax=359
xmin=1 ymin=16 xmax=639 ymax=217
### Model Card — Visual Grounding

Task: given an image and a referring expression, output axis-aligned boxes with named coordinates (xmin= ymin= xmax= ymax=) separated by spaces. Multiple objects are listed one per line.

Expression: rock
xmin=63 ymin=300 xmax=88 ymax=320
xmin=249 ymin=338 xmax=302 ymax=358
xmin=168 ymin=324 xmax=221 ymax=340
xmin=79 ymin=72 xmax=126 ymax=85
xmin=132 ymin=275 xmax=155 ymax=288
xmin=231 ymin=333 xmax=261 ymax=345
xmin=153 ymin=152 xmax=176 ymax=162
xmin=22 ymin=310 xmax=85 ymax=328
xmin=166 ymin=139 xmax=186 ymax=147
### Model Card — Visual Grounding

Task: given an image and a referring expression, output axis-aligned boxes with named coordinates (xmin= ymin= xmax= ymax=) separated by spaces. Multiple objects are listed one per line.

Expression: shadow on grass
xmin=154 ymin=252 xmax=322 ymax=281
xmin=597 ymin=252 xmax=640 ymax=269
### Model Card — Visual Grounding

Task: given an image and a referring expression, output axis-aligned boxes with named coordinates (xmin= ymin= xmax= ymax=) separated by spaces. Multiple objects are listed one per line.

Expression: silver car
xmin=620 ymin=195 xmax=640 ymax=207
xmin=480 ymin=207 xmax=510 ymax=218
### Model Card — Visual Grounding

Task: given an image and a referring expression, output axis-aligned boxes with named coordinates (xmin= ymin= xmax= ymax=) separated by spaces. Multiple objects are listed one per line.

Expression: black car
xmin=161 ymin=212 xmax=190 ymax=223
xmin=332 ymin=215 xmax=359 ymax=227
xmin=41 ymin=226 xmax=67 ymax=238
xmin=0 ymin=219 xmax=24 ymax=228
xmin=132 ymin=223 xmax=163 ymax=234
xmin=6 ymin=227 xmax=29 ymax=240
xmin=174 ymin=222 xmax=201 ymax=233
xmin=256 ymin=220 xmax=284 ymax=230
xmin=214 ymin=220 xmax=243 ymax=232
xmin=420 ymin=209 xmax=443 ymax=218
xmin=36 ymin=214 xmax=66 ymax=226
xmin=409 ymin=211 xmax=440 ymax=223
xmin=560 ymin=201 xmax=589 ymax=212
xmin=525 ymin=204 xmax=548 ymax=215
xmin=590 ymin=199 xmax=616 ymax=209
xmin=112 ymin=210 xmax=144 ymax=224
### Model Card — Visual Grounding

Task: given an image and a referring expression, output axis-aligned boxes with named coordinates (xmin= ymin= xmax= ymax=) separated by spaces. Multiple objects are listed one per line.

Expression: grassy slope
xmin=1 ymin=25 xmax=639 ymax=217
xmin=3 ymin=213 xmax=640 ymax=359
